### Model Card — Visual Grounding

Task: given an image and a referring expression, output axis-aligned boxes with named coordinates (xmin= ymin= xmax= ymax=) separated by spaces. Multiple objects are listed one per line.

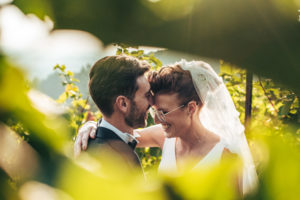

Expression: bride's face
xmin=153 ymin=93 xmax=190 ymax=138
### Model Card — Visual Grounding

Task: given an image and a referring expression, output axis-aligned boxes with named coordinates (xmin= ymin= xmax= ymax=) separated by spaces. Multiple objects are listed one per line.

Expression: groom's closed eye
xmin=145 ymin=91 xmax=153 ymax=100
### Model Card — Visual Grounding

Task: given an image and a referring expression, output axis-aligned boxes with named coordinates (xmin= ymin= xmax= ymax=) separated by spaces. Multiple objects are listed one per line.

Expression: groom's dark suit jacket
xmin=87 ymin=121 xmax=143 ymax=176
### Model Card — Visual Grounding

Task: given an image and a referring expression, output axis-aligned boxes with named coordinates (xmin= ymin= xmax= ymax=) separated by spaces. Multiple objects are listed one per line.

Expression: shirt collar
xmin=99 ymin=119 xmax=139 ymax=144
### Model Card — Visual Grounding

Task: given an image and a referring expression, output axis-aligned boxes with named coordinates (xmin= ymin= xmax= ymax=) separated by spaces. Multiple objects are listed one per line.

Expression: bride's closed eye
xmin=159 ymin=109 xmax=168 ymax=114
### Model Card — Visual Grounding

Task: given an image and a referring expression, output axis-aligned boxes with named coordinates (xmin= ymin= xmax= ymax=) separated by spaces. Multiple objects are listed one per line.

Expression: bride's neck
xmin=178 ymin=120 xmax=209 ymax=149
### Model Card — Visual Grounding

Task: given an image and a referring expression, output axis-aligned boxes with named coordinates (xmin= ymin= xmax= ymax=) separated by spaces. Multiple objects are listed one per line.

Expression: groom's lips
xmin=144 ymin=109 xmax=150 ymax=120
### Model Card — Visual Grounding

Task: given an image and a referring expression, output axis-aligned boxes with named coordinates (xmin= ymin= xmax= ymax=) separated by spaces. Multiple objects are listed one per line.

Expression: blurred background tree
xmin=12 ymin=0 xmax=300 ymax=94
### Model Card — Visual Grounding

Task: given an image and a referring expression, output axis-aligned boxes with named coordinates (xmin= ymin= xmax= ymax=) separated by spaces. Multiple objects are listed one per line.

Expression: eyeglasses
xmin=150 ymin=104 xmax=186 ymax=123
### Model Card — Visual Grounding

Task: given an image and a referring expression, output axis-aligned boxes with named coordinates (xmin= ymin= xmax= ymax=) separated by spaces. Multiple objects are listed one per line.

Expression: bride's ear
xmin=187 ymin=101 xmax=197 ymax=116
xmin=115 ymin=96 xmax=130 ymax=113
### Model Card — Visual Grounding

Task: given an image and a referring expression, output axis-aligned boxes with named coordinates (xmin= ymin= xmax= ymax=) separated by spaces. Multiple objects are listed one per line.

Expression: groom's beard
xmin=125 ymin=100 xmax=148 ymax=129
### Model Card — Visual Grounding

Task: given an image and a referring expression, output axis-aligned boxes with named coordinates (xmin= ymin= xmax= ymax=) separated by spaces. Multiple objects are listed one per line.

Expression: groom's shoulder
xmin=88 ymin=135 xmax=140 ymax=163
xmin=87 ymin=135 xmax=131 ymax=154
xmin=87 ymin=137 xmax=142 ymax=172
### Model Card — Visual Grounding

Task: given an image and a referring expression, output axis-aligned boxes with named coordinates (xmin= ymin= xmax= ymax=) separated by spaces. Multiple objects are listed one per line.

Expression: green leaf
xmin=66 ymin=70 xmax=74 ymax=77
xmin=279 ymin=100 xmax=294 ymax=116
xmin=53 ymin=64 xmax=60 ymax=70
xmin=60 ymin=65 xmax=66 ymax=72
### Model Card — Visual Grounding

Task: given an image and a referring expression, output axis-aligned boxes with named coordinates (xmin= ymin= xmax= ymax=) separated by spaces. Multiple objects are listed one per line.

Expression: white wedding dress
xmin=158 ymin=137 xmax=227 ymax=173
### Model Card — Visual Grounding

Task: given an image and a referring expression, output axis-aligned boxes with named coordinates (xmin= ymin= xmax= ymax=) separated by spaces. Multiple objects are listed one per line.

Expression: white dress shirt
xmin=99 ymin=119 xmax=139 ymax=144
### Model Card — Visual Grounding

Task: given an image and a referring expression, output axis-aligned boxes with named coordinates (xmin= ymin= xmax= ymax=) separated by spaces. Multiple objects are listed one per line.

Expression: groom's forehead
xmin=136 ymin=75 xmax=150 ymax=91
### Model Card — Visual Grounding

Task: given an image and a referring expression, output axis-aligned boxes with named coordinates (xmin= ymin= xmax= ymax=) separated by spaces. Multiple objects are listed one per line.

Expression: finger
xmin=77 ymin=121 xmax=96 ymax=150
xmin=89 ymin=124 xmax=97 ymax=138
xmin=81 ymin=129 xmax=90 ymax=150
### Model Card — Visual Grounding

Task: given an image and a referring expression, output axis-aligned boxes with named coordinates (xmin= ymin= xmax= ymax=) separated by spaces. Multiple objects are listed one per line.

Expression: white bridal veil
xmin=177 ymin=59 xmax=258 ymax=195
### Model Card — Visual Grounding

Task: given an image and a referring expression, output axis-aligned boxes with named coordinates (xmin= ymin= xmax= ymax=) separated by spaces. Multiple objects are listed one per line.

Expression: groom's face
xmin=125 ymin=75 xmax=152 ymax=128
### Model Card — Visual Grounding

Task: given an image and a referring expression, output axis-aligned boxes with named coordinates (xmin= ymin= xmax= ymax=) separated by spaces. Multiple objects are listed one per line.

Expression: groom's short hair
xmin=89 ymin=55 xmax=150 ymax=117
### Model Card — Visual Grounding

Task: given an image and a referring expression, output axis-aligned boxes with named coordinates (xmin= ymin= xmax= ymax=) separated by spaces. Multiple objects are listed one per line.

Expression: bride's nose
xmin=154 ymin=114 xmax=160 ymax=124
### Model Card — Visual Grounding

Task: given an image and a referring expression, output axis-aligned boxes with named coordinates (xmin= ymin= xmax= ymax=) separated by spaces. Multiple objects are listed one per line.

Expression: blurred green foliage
xmin=1 ymin=1 xmax=300 ymax=199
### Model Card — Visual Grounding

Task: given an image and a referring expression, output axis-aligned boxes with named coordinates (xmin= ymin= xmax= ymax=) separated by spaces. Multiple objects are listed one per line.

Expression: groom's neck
xmin=103 ymin=115 xmax=134 ymax=135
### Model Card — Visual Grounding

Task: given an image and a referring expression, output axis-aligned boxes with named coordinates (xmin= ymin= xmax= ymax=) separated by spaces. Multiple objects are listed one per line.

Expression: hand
xmin=74 ymin=121 xmax=97 ymax=157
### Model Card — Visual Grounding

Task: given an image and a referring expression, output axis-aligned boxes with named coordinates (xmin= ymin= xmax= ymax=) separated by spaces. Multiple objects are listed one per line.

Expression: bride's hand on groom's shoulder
xmin=74 ymin=121 xmax=97 ymax=158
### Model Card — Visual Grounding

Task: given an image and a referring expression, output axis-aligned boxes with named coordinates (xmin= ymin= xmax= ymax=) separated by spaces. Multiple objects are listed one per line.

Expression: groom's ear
xmin=115 ymin=96 xmax=129 ymax=113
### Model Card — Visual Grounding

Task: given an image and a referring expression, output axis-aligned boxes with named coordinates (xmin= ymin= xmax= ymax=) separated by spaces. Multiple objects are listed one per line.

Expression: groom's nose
xmin=149 ymin=99 xmax=154 ymax=106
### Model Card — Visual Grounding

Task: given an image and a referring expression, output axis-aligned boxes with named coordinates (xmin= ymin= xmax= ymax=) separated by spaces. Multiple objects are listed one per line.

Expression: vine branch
xmin=258 ymin=77 xmax=278 ymax=114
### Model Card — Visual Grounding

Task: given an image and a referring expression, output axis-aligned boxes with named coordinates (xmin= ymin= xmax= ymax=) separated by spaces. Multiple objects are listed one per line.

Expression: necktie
xmin=128 ymin=139 xmax=137 ymax=149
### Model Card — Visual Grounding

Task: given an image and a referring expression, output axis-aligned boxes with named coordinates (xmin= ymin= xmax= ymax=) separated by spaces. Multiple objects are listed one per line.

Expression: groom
xmin=80 ymin=55 xmax=152 ymax=175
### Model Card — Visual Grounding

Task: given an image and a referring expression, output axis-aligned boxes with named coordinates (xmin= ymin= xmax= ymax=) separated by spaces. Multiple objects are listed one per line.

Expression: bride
xmin=74 ymin=59 xmax=258 ymax=195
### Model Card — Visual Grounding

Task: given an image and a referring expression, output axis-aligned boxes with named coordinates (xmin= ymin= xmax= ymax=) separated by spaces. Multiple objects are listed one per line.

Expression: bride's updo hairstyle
xmin=148 ymin=65 xmax=202 ymax=106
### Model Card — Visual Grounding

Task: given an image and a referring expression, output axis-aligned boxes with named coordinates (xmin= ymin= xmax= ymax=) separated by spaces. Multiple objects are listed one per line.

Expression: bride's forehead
xmin=155 ymin=93 xmax=180 ymax=105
